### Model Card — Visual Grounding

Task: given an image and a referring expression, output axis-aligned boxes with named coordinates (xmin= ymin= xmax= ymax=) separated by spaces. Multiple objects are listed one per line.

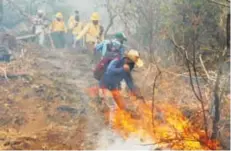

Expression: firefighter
xmin=95 ymin=32 xmax=127 ymax=59
xmin=75 ymin=12 xmax=103 ymax=54
xmin=68 ymin=10 xmax=83 ymax=48
xmin=99 ymin=49 xmax=144 ymax=117
xmin=32 ymin=10 xmax=49 ymax=46
xmin=68 ymin=10 xmax=79 ymax=31
xmin=50 ymin=12 xmax=67 ymax=49
xmin=69 ymin=11 xmax=83 ymax=48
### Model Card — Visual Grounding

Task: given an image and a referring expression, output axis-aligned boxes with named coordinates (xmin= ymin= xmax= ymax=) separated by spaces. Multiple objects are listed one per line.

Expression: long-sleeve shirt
xmin=50 ymin=20 xmax=67 ymax=32
xmin=95 ymin=39 xmax=125 ymax=57
xmin=68 ymin=16 xmax=75 ymax=30
xmin=72 ymin=22 xmax=83 ymax=36
xmin=32 ymin=16 xmax=49 ymax=34
xmin=100 ymin=58 xmax=135 ymax=91
xmin=76 ymin=22 xmax=101 ymax=43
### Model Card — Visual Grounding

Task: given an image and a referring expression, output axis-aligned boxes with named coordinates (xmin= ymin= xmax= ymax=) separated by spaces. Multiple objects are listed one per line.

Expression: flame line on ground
xmin=139 ymin=137 xmax=216 ymax=150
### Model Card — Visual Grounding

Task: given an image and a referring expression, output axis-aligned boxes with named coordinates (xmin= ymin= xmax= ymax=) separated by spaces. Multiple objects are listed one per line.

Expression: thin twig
xmin=140 ymin=137 xmax=215 ymax=150
xmin=151 ymin=55 xmax=162 ymax=128
xmin=185 ymin=51 xmax=208 ymax=139
xmin=199 ymin=54 xmax=215 ymax=81
xmin=211 ymin=48 xmax=227 ymax=139
xmin=151 ymin=69 xmax=161 ymax=128
xmin=208 ymin=0 xmax=230 ymax=7
xmin=5 ymin=0 xmax=33 ymax=21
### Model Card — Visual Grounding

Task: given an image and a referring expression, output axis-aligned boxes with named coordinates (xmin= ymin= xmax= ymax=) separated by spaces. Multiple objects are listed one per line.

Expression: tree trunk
xmin=227 ymin=14 xmax=230 ymax=49
xmin=0 ymin=0 xmax=3 ymax=24
xmin=211 ymin=52 xmax=222 ymax=139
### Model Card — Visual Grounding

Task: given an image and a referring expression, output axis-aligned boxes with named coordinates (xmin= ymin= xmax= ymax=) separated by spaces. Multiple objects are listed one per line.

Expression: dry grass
xmin=133 ymin=59 xmax=230 ymax=149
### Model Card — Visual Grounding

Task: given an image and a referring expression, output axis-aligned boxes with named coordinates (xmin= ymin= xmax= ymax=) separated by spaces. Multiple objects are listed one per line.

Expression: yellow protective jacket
xmin=68 ymin=16 xmax=75 ymax=30
xmin=77 ymin=22 xmax=102 ymax=43
xmin=72 ymin=22 xmax=83 ymax=36
xmin=50 ymin=20 xmax=67 ymax=32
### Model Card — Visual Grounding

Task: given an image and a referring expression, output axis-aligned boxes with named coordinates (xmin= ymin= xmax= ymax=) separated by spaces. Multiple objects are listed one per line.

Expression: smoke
xmin=96 ymin=129 xmax=157 ymax=150
xmin=65 ymin=0 xmax=108 ymax=26
xmin=65 ymin=0 xmax=123 ymax=34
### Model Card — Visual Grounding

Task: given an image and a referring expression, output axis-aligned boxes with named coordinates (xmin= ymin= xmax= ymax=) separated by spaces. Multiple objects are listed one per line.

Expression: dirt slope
xmin=0 ymin=48 xmax=106 ymax=150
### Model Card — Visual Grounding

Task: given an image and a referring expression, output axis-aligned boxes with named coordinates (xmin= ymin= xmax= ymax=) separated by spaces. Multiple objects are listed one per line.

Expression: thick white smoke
xmin=96 ymin=129 xmax=158 ymax=150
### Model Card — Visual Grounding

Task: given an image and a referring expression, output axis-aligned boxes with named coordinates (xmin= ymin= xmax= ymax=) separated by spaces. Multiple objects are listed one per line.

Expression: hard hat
xmin=37 ymin=9 xmax=44 ymax=14
xmin=124 ymin=49 xmax=144 ymax=67
xmin=114 ymin=32 xmax=127 ymax=41
xmin=56 ymin=12 xmax=63 ymax=19
xmin=90 ymin=12 xmax=100 ymax=21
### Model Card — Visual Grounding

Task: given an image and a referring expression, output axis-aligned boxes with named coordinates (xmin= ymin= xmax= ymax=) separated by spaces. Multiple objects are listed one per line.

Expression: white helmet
xmin=37 ymin=10 xmax=44 ymax=15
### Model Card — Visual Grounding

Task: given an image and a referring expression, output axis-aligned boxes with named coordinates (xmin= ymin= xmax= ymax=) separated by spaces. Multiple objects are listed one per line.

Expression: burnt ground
xmin=0 ymin=48 xmax=110 ymax=150
xmin=0 ymin=46 xmax=229 ymax=150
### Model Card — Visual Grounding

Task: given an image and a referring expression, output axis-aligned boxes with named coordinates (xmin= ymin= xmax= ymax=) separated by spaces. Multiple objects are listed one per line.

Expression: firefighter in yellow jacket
xmin=68 ymin=10 xmax=79 ymax=30
xmin=50 ymin=12 xmax=67 ymax=49
xmin=76 ymin=12 xmax=104 ymax=52
xmin=68 ymin=11 xmax=83 ymax=48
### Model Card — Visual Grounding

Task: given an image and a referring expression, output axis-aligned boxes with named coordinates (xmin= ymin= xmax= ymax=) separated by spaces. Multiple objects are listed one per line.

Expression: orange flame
xmin=108 ymin=102 xmax=220 ymax=150
xmin=86 ymin=87 xmax=220 ymax=150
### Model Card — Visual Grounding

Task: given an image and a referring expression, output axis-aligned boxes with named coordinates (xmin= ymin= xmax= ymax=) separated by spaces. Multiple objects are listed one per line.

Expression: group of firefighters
xmin=32 ymin=10 xmax=103 ymax=49
xmin=32 ymin=9 xmax=144 ymax=118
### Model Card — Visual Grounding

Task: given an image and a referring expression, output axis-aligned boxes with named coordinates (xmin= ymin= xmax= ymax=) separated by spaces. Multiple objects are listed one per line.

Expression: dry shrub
xmin=133 ymin=55 xmax=230 ymax=148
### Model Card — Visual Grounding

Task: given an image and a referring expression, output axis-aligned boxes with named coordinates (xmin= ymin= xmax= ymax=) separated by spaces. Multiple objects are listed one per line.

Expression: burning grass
xmin=109 ymin=101 xmax=220 ymax=150
xmin=86 ymin=64 xmax=227 ymax=150
xmin=87 ymin=85 xmax=221 ymax=150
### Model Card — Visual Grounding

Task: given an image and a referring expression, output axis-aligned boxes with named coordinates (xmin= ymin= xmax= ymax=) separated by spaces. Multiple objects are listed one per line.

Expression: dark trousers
xmin=51 ymin=31 xmax=66 ymax=49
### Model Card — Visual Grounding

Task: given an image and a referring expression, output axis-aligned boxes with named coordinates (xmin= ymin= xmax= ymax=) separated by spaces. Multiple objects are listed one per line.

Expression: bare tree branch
xmin=104 ymin=0 xmax=128 ymax=36
xmin=5 ymin=0 xmax=33 ymax=22
xmin=211 ymin=48 xmax=227 ymax=139
xmin=208 ymin=0 xmax=230 ymax=7
xmin=199 ymin=54 xmax=215 ymax=81
xmin=168 ymin=30 xmax=209 ymax=139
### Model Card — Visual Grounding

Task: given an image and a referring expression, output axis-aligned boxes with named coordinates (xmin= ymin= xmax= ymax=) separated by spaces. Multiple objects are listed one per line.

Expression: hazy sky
xmin=66 ymin=0 xmax=108 ymax=25
xmin=65 ymin=0 xmax=123 ymax=33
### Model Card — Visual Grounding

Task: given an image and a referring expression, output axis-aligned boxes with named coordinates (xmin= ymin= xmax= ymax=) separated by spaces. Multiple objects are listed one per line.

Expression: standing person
xmin=68 ymin=10 xmax=79 ymax=31
xmin=32 ymin=10 xmax=49 ymax=46
xmin=68 ymin=10 xmax=83 ymax=48
xmin=50 ymin=12 xmax=67 ymax=49
xmin=75 ymin=12 xmax=103 ymax=58
xmin=71 ymin=13 xmax=84 ymax=48
xmin=99 ymin=49 xmax=144 ymax=116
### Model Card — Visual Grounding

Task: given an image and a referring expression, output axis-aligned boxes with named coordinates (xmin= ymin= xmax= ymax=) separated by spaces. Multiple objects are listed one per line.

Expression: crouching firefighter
xmin=98 ymin=49 xmax=144 ymax=117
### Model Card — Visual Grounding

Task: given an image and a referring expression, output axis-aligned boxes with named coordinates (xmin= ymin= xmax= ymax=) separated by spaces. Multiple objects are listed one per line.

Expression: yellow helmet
xmin=90 ymin=12 xmax=100 ymax=21
xmin=124 ymin=49 xmax=144 ymax=68
xmin=56 ymin=12 xmax=63 ymax=19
